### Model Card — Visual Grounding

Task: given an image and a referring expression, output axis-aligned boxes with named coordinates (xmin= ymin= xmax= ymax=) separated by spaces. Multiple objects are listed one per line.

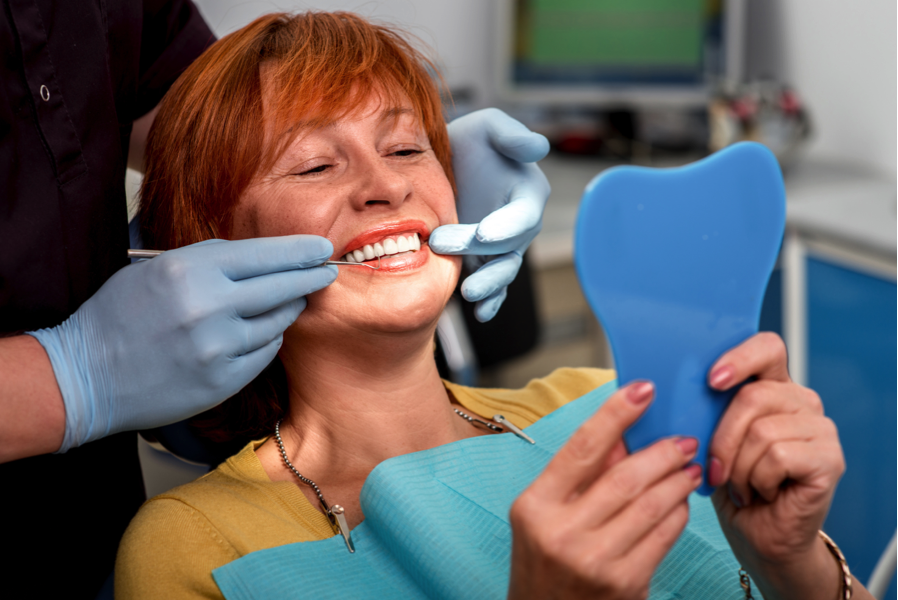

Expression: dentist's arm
xmin=0 ymin=235 xmax=336 ymax=463
xmin=0 ymin=337 xmax=67 ymax=462
xmin=429 ymin=109 xmax=551 ymax=322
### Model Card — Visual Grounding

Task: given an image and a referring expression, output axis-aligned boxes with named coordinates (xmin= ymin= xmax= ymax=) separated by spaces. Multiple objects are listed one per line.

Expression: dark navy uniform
xmin=0 ymin=1 xmax=213 ymax=596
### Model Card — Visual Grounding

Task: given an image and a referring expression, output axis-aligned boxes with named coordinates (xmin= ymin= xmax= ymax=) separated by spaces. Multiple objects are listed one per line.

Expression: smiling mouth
xmin=341 ymin=232 xmax=423 ymax=263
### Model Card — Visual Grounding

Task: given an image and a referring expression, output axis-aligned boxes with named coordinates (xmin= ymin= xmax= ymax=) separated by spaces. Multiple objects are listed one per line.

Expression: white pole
xmin=867 ymin=530 xmax=897 ymax=599
xmin=782 ymin=230 xmax=807 ymax=386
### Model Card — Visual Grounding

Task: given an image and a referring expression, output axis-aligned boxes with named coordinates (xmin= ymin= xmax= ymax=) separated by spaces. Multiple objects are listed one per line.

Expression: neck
xmin=264 ymin=322 xmax=475 ymax=494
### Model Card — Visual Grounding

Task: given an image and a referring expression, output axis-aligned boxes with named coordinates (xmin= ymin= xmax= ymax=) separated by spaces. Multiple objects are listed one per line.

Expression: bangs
xmin=140 ymin=10 xmax=453 ymax=251
xmin=257 ymin=12 xmax=449 ymax=177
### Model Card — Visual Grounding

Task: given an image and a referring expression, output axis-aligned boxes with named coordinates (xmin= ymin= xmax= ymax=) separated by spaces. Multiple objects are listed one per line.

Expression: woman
xmin=116 ymin=12 xmax=867 ymax=600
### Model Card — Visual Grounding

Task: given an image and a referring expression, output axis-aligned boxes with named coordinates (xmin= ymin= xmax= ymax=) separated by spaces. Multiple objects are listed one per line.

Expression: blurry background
xmin=133 ymin=1 xmax=896 ymax=597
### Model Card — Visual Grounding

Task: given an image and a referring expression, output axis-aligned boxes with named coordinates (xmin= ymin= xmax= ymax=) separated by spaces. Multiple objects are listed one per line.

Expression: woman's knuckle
xmin=741 ymin=382 xmax=763 ymax=402
xmin=821 ymin=416 xmax=839 ymax=438
xmin=673 ymin=502 xmax=690 ymax=527
xmin=828 ymin=448 xmax=846 ymax=476
xmin=566 ymin=430 xmax=601 ymax=463
xmin=535 ymin=527 xmax=569 ymax=562
xmin=747 ymin=419 xmax=775 ymax=445
xmin=607 ymin=469 xmax=639 ymax=500
xmin=769 ymin=443 xmax=790 ymax=467
xmin=803 ymin=388 xmax=824 ymax=412
xmin=760 ymin=331 xmax=788 ymax=361
xmin=663 ymin=439 xmax=685 ymax=465
xmin=655 ymin=502 xmax=689 ymax=541
xmin=616 ymin=570 xmax=648 ymax=599
xmin=636 ymin=494 xmax=665 ymax=522
xmin=509 ymin=493 xmax=538 ymax=528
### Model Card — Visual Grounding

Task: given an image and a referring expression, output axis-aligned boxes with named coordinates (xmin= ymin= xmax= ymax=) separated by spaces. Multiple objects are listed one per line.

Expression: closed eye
xmin=298 ymin=164 xmax=330 ymax=175
xmin=391 ymin=149 xmax=424 ymax=157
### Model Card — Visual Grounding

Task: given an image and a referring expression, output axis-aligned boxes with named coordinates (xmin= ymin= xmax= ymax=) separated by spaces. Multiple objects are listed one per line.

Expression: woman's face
xmin=231 ymin=94 xmax=460 ymax=339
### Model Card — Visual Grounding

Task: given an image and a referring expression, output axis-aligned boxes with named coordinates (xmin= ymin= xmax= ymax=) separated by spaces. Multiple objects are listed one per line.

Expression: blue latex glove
xmin=429 ymin=108 xmax=551 ymax=322
xmin=28 ymin=236 xmax=337 ymax=452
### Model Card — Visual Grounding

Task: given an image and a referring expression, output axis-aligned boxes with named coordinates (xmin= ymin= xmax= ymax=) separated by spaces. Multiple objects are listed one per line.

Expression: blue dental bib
xmin=574 ymin=142 xmax=785 ymax=494
xmin=213 ymin=382 xmax=749 ymax=599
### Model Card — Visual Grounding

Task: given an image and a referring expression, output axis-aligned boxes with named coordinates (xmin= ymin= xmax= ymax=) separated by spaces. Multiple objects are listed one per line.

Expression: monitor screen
xmin=497 ymin=0 xmax=736 ymax=107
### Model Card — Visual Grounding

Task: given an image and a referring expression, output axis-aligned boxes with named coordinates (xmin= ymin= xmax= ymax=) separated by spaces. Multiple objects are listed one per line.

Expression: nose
xmin=348 ymin=153 xmax=413 ymax=211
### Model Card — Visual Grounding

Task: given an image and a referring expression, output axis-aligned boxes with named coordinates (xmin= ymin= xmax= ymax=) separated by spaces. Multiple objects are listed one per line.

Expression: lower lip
xmin=351 ymin=245 xmax=430 ymax=273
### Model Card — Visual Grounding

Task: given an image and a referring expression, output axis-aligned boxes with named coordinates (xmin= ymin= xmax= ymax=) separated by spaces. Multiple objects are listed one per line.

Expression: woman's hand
xmin=508 ymin=382 xmax=702 ymax=600
xmin=706 ymin=332 xmax=857 ymax=600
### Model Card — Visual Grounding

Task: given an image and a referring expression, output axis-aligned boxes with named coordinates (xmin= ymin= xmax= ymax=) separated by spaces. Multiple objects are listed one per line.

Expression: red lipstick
xmin=339 ymin=220 xmax=430 ymax=256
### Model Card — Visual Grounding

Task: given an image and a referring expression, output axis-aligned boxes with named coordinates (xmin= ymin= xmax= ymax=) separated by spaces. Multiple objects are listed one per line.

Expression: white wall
xmin=192 ymin=0 xmax=495 ymax=104
xmin=776 ymin=0 xmax=896 ymax=180
xmin=193 ymin=0 xmax=896 ymax=180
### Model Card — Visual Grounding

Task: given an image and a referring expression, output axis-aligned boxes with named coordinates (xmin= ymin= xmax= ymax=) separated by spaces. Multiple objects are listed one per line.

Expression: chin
xmin=362 ymin=292 xmax=447 ymax=334
xmin=295 ymin=256 xmax=460 ymax=340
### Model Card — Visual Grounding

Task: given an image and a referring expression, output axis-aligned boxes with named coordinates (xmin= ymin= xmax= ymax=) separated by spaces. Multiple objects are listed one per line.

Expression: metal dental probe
xmin=127 ymin=249 xmax=382 ymax=269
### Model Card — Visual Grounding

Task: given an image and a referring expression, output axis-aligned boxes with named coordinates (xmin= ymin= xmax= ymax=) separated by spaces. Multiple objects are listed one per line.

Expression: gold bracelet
xmin=819 ymin=530 xmax=853 ymax=600
xmin=738 ymin=531 xmax=853 ymax=600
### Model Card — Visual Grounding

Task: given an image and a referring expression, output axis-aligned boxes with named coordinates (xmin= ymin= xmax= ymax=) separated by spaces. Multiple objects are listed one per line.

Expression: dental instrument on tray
xmin=127 ymin=249 xmax=382 ymax=269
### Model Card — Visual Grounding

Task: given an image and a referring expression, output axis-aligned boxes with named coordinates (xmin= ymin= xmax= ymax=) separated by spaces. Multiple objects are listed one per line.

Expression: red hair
xmin=139 ymin=12 xmax=454 ymax=446
xmin=140 ymin=10 xmax=453 ymax=250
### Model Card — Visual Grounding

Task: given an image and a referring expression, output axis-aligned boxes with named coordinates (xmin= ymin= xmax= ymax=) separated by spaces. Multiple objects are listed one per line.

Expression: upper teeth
xmin=344 ymin=233 xmax=421 ymax=263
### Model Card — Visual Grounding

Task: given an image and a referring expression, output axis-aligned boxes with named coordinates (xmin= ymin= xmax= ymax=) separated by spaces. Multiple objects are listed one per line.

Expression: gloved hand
xmin=429 ymin=108 xmax=551 ymax=322
xmin=28 ymin=236 xmax=337 ymax=452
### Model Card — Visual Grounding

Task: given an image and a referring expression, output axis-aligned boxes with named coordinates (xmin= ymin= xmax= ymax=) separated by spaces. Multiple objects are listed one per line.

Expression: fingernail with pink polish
xmin=675 ymin=437 xmax=699 ymax=457
xmin=708 ymin=457 xmax=724 ymax=487
xmin=685 ymin=464 xmax=703 ymax=481
xmin=709 ymin=365 xmax=734 ymax=389
xmin=627 ymin=381 xmax=654 ymax=405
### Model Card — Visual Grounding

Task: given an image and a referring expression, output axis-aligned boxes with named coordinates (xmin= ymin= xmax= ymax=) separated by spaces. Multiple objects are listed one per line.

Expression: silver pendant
xmin=493 ymin=415 xmax=535 ymax=444
xmin=330 ymin=505 xmax=355 ymax=553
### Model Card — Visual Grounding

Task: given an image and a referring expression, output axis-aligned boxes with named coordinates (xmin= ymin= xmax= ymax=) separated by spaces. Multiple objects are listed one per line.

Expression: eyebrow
xmin=381 ymin=107 xmax=415 ymax=119
xmin=281 ymin=107 xmax=415 ymax=136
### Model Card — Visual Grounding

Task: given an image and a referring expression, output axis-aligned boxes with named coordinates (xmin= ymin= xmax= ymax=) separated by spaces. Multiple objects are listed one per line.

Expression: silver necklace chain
xmin=274 ymin=420 xmax=331 ymax=513
xmin=453 ymin=407 xmax=504 ymax=432
xmin=274 ymin=410 xmax=504 ymax=510
xmin=275 ymin=410 xmax=531 ymax=555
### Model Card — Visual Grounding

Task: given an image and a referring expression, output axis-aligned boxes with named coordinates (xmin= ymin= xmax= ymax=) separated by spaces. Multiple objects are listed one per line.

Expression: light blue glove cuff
xmin=28 ymin=314 xmax=112 ymax=453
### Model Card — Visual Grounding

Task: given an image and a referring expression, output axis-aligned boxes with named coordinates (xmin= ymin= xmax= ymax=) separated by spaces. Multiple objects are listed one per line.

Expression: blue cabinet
xmin=761 ymin=253 xmax=896 ymax=598
xmin=809 ymin=257 xmax=896 ymax=599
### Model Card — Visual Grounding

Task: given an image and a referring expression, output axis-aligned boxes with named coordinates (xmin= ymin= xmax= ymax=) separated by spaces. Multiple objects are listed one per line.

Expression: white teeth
xmin=344 ymin=233 xmax=422 ymax=263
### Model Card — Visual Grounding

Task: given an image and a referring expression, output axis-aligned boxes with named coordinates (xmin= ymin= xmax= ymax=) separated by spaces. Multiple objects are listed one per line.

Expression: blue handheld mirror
xmin=574 ymin=142 xmax=785 ymax=495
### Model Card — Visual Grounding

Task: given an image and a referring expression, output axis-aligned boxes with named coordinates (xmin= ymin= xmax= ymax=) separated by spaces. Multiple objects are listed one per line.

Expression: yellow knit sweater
xmin=115 ymin=367 xmax=616 ymax=599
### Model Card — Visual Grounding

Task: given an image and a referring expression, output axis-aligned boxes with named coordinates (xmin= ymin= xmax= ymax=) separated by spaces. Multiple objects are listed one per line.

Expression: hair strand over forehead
xmin=140 ymin=11 xmax=453 ymax=251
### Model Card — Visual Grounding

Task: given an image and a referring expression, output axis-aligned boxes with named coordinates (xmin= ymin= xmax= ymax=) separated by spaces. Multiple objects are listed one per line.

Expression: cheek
xmin=230 ymin=186 xmax=336 ymax=240
xmin=431 ymin=176 xmax=458 ymax=226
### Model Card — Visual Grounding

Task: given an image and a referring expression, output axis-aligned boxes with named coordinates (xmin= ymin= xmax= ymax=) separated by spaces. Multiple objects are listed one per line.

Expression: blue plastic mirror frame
xmin=574 ymin=142 xmax=786 ymax=495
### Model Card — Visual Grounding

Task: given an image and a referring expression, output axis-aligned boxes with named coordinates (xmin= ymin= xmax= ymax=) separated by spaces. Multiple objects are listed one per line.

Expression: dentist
xmin=0 ymin=1 xmax=548 ymax=597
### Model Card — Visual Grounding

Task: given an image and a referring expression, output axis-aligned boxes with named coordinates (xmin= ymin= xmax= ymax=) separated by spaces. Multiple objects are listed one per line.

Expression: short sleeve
xmin=134 ymin=0 xmax=216 ymax=118
xmin=115 ymin=497 xmax=238 ymax=600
